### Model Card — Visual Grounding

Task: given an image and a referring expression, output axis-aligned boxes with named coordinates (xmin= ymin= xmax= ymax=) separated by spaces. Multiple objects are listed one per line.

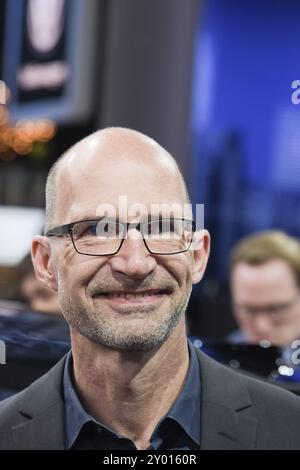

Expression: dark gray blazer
xmin=1 ymin=346 xmax=300 ymax=450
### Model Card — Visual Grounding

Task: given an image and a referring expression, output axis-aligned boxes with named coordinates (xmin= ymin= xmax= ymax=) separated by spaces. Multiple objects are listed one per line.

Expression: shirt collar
xmin=163 ymin=339 xmax=201 ymax=445
xmin=63 ymin=350 xmax=92 ymax=449
xmin=63 ymin=339 xmax=201 ymax=449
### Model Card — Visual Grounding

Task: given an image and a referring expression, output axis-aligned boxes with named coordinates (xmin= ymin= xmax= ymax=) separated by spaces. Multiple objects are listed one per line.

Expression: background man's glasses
xmin=45 ymin=218 xmax=196 ymax=256
xmin=235 ymin=294 xmax=300 ymax=317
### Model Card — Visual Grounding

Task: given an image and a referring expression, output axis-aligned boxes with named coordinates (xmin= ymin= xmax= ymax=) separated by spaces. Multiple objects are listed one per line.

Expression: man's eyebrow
xmin=71 ymin=215 xmax=109 ymax=223
xmin=72 ymin=215 xmax=178 ymax=224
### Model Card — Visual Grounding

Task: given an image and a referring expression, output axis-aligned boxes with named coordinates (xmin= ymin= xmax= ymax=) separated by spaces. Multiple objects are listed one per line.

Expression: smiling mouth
xmin=93 ymin=289 xmax=171 ymax=302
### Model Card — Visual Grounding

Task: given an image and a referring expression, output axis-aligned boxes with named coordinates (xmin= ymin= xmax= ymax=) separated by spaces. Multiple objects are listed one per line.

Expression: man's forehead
xmin=56 ymin=140 xmax=178 ymax=196
xmin=67 ymin=198 xmax=192 ymax=223
xmin=59 ymin=129 xmax=178 ymax=175
xmin=53 ymin=128 xmax=190 ymax=222
xmin=232 ymin=261 xmax=299 ymax=293
xmin=55 ymin=178 xmax=190 ymax=227
xmin=61 ymin=163 xmax=186 ymax=202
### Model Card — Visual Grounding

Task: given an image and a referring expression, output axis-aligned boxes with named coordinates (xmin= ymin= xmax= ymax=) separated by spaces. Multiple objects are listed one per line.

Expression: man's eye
xmin=95 ymin=222 xmax=119 ymax=237
xmin=75 ymin=223 xmax=100 ymax=238
xmin=86 ymin=224 xmax=98 ymax=235
xmin=146 ymin=220 xmax=178 ymax=237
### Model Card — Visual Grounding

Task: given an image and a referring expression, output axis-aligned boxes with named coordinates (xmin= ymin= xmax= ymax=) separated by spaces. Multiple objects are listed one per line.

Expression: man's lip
xmin=93 ymin=289 xmax=171 ymax=297
xmin=92 ymin=289 xmax=172 ymax=307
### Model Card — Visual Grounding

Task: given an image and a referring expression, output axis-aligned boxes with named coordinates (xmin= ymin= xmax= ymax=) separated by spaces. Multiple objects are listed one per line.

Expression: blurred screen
xmin=0 ymin=205 xmax=44 ymax=266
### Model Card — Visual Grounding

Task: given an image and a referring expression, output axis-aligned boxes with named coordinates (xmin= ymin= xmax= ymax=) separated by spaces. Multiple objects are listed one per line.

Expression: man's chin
xmin=89 ymin=331 xmax=169 ymax=352
xmin=76 ymin=315 xmax=181 ymax=351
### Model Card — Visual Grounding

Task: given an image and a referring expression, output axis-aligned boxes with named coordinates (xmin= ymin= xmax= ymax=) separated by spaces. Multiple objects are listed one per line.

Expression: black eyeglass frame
xmin=44 ymin=218 xmax=197 ymax=256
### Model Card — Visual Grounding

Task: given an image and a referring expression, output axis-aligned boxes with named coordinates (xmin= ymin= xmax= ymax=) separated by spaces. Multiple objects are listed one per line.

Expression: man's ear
xmin=191 ymin=230 xmax=210 ymax=284
xmin=31 ymin=236 xmax=58 ymax=292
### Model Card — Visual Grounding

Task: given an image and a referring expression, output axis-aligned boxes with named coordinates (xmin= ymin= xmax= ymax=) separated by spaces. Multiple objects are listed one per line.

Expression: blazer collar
xmin=11 ymin=355 xmax=67 ymax=450
xmin=195 ymin=347 xmax=258 ymax=449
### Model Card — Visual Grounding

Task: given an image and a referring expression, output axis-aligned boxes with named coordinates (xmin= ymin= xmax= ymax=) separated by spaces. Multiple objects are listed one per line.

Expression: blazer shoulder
xmin=0 ymin=388 xmax=28 ymax=429
xmin=241 ymin=373 xmax=300 ymax=448
xmin=0 ymin=355 xmax=67 ymax=432
xmin=196 ymin=346 xmax=300 ymax=421
xmin=242 ymin=371 xmax=300 ymax=414
xmin=195 ymin=347 xmax=300 ymax=448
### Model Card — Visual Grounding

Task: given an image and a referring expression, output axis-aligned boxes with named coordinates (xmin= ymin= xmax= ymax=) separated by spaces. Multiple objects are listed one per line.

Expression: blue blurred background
xmin=191 ymin=0 xmax=300 ymax=281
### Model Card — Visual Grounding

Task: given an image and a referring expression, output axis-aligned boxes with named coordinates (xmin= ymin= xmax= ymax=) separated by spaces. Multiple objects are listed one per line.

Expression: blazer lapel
xmin=200 ymin=400 xmax=258 ymax=449
xmin=11 ymin=355 xmax=67 ymax=450
xmin=12 ymin=400 xmax=65 ymax=450
xmin=194 ymin=347 xmax=258 ymax=449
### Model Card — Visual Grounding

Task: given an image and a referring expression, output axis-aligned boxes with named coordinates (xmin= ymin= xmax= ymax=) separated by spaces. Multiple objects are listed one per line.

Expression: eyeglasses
xmin=45 ymin=218 xmax=196 ymax=256
xmin=235 ymin=294 xmax=300 ymax=317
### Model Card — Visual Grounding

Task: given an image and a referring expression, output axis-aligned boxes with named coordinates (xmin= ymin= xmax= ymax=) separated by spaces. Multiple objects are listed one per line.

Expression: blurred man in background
xmin=229 ymin=231 xmax=300 ymax=348
xmin=18 ymin=253 xmax=60 ymax=315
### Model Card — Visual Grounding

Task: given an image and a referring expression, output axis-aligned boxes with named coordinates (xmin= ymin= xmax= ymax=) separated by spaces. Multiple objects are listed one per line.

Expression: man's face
xmin=47 ymin=141 xmax=208 ymax=351
xmin=231 ymin=259 xmax=300 ymax=347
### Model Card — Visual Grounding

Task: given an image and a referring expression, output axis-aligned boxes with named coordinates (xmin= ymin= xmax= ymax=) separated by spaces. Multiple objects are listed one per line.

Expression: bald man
xmin=1 ymin=128 xmax=300 ymax=450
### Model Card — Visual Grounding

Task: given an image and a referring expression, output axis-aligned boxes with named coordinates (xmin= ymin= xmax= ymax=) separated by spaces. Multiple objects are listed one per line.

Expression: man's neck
xmin=70 ymin=321 xmax=189 ymax=450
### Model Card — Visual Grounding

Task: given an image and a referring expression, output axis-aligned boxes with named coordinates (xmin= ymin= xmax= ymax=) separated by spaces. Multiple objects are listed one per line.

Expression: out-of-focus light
xmin=2 ymin=128 xmax=14 ymax=146
xmin=34 ymin=120 xmax=57 ymax=141
xmin=0 ymin=83 xmax=11 ymax=106
xmin=0 ymin=85 xmax=57 ymax=158
xmin=0 ymin=106 xmax=10 ymax=126
xmin=229 ymin=359 xmax=240 ymax=369
xmin=16 ymin=120 xmax=36 ymax=140
xmin=5 ymin=86 xmax=12 ymax=104
xmin=0 ymin=116 xmax=57 ymax=158
xmin=27 ymin=0 xmax=66 ymax=55
xmin=14 ymin=143 xmax=33 ymax=155
xmin=193 ymin=339 xmax=203 ymax=349
xmin=259 ymin=340 xmax=271 ymax=348
xmin=278 ymin=365 xmax=294 ymax=377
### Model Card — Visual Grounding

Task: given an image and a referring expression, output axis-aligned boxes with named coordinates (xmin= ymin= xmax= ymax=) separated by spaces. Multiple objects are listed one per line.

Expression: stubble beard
xmin=58 ymin=285 xmax=192 ymax=351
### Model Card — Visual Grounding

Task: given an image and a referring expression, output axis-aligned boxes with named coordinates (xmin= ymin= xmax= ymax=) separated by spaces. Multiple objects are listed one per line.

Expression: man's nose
xmin=253 ymin=313 xmax=272 ymax=334
xmin=109 ymin=229 xmax=157 ymax=279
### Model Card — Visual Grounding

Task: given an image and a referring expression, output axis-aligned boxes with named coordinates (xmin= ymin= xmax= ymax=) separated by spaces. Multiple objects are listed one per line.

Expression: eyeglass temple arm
xmin=45 ymin=224 xmax=71 ymax=237
xmin=44 ymin=219 xmax=197 ymax=237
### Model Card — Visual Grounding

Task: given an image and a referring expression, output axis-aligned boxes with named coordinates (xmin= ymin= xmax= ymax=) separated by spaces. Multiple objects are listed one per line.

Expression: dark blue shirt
xmin=63 ymin=340 xmax=201 ymax=450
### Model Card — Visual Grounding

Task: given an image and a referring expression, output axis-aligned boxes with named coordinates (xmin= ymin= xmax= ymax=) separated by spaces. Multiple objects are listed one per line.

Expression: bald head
xmin=45 ymin=127 xmax=190 ymax=231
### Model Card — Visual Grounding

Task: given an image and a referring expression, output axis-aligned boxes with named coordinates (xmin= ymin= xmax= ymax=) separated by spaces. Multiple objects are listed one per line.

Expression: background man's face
xmin=21 ymin=273 xmax=60 ymax=315
xmin=231 ymin=259 xmax=300 ymax=346
xmin=51 ymin=149 xmax=204 ymax=351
